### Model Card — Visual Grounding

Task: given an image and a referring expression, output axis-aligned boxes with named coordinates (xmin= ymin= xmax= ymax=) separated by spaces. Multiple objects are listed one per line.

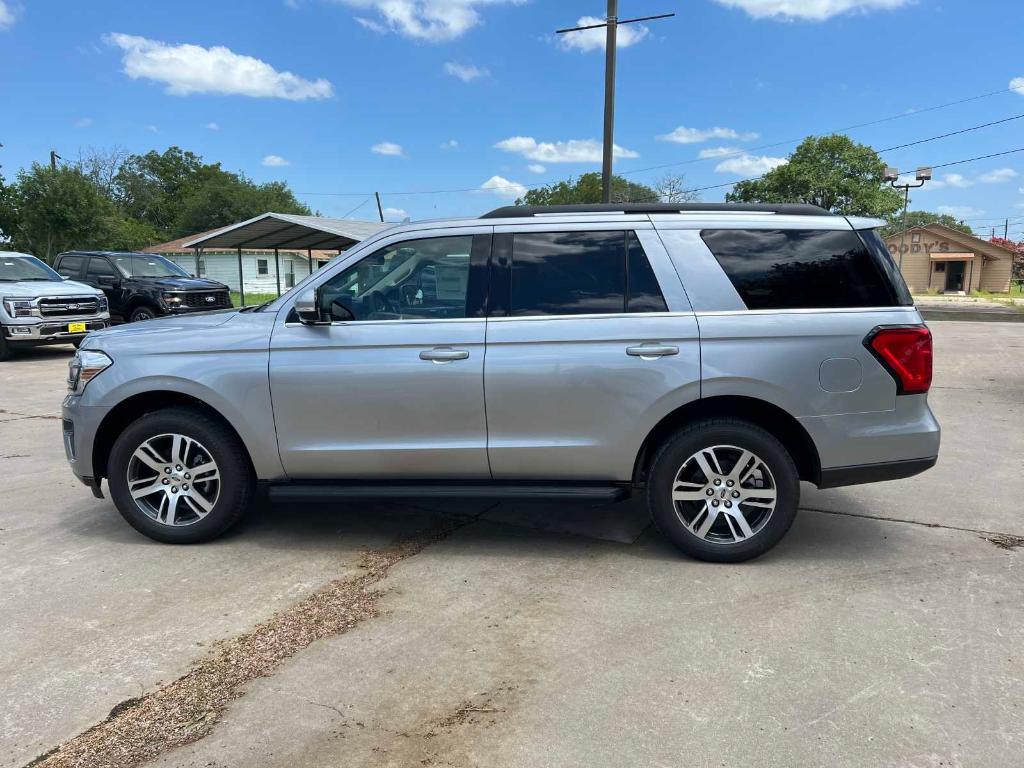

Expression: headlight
xmin=67 ymin=350 xmax=113 ymax=394
xmin=2 ymin=297 xmax=36 ymax=318
xmin=96 ymin=295 xmax=109 ymax=312
xmin=162 ymin=293 xmax=183 ymax=305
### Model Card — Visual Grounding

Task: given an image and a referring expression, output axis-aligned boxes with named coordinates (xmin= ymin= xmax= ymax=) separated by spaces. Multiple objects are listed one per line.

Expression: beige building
xmin=885 ymin=224 xmax=1015 ymax=295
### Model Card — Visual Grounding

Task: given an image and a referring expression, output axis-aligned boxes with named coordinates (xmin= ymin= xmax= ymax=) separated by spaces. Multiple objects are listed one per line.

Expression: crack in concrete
xmin=802 ymin=506 xmax=1024 ymax=548
xmin=24 ymin=509 xmax=490 ymax=768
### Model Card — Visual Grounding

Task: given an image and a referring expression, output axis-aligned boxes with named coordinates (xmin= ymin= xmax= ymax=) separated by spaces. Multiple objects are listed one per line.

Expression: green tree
xmin=1 ymin=164 xmax=120 ymax=261
xmin=518 ymin=172 xmax=659 ymax=206
xmin=727 ymin=134 xmax=903 ymax=218
xmin=880 ymin=210 xmax=973 ymax=239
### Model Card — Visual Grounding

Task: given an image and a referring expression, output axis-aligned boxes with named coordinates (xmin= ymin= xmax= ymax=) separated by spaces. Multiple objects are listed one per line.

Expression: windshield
xmin=0 ymin=254 xmax=62 ymax=282
xmin=110 ymin=254 xmax=190 ymax=278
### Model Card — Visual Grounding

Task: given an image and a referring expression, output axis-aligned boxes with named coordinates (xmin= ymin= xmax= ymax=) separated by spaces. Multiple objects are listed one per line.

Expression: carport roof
xmin=181 ymin=212 xmax=391 ymax=252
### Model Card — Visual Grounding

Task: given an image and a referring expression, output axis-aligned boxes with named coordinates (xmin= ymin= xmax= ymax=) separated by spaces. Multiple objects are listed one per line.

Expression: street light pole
xmin=885 ymin=166 xmax=931 ymax=269
xmin=557 ymin=6 xmax=674 ymax=204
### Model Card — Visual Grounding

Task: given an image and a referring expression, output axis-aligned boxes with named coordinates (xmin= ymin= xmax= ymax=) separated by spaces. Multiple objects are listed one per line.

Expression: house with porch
xmin=885 ymin=224 xmax=1015 ymax=295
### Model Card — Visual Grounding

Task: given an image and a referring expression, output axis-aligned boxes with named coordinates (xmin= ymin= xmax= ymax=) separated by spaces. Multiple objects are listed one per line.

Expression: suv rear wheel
xmin=107 ymin=407 xmax=254 ymax=543
xmin=647 ymin=418 xmax=799 ymax=563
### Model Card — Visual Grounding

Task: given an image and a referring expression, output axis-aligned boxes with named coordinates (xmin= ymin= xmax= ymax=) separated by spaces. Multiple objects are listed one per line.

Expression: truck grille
xmin=38 ymin=296 xmax=102 ymax=317
xmin=182 ymin=291 xmax=231 ymax=309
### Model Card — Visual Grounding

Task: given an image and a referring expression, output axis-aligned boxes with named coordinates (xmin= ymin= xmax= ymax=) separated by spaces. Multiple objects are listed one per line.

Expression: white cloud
xmin=698 ymin=146 xmax=742 ymax=159
xmin=938 ymin=205 xmax=984 ymax=219
xmin=712 ymin=0 xmax=912 ymax=21
xmin=0 ymin=1 xmax=16 ymax=29
xmin=558 ymin=15 xmax=649 ymax=52
xmin=715 ymin=154 xmax=787 ymax=176
xmin=495 ymin=136 xmax=638 ymax=163
xmin=206 ymin=122 xmax=220 ymax=131
xmin=74 ymin=117 xmax=93 ymax=128
xmin=444 ymin=62 xmax=489 ymax=82
xmin=658 ymin=126 xmax=759 ymax=145
xmin=146 ymin=124 xmax=159 ymax=133
xmin=1010 ymin=77 xmax=1024 ymax=96
xmin=339 ymin=0 xmax=523 ymax=42
xmin=382 ymin=207 xmax=409 ymax=220
xmin=105 ymin=33 xmax=334 ymax=100
xmin=262 ymin=154 xmax=290 ymax=166
xmin=479 ymin=175 xmax=527 ymax=199
xmin=941 ymin=173 xmax=972 ymax=189
xmin=440 ymin=139 xmax=459 ymax=150
xmin=372 ymin=141 xmax=404 ymax=156
xmin=527 ymin=163 xmax=546 ymax=174
xmin=979 ymin=168 xmax=1017 ymax=184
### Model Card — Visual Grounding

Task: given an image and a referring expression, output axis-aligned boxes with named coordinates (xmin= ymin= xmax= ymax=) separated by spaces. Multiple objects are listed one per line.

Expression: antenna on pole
xmin=557 ymin=4 xmax=674 ymax=203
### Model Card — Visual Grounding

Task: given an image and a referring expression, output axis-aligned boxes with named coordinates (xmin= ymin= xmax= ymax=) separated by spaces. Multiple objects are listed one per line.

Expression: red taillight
xmin=865 ymin=326 xmax=933 ymax=395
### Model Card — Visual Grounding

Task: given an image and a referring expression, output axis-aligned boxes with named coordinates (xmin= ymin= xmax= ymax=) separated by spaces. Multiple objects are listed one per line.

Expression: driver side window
xmin=319 ymin=235 xmax=474 ymax=322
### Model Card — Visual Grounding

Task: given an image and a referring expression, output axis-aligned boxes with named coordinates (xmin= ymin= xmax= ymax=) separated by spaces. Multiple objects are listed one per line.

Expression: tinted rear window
xmin=700 ymin=228 xmax=902 ymax=310
xmin=511 ymin=231 xmax=626 ymax=316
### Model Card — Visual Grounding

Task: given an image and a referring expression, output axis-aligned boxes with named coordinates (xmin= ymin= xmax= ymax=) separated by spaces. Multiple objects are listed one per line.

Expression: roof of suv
xmin=480 ymin=203 xmax=832 ymax=219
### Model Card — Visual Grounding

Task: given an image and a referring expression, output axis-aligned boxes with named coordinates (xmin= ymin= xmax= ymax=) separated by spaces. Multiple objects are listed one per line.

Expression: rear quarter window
xmin=700 ymin=228 xmax=905 ymax=310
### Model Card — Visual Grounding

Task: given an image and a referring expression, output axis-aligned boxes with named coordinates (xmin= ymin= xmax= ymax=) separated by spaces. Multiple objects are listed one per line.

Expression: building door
xmin=945 ymin=261 xmax=966 ymax=292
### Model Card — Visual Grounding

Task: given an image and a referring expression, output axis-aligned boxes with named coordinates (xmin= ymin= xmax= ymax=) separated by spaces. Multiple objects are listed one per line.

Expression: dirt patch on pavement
xmin=26 ymin=513 xmax=477 ymax=768
xmin=983 ymin=533 xmax=1024 ymax=550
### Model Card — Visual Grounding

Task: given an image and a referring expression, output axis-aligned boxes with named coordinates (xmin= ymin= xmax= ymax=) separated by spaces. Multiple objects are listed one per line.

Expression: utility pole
xmin=49 ymin=150 xmax=61 ymax=171
xmin=375 ymin=191 xmax=385 ymax=223
xmin=557 ymin=4 xmax=674 ymax=203
xmin=1005 ymin=219 xmax=1010 ymax=240
xmin=885 ymin=166 xmax=932 ymax=269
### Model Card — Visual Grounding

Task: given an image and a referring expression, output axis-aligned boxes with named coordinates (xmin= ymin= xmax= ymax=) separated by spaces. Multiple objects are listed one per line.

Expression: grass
xmin=229 ymin=292 xmax=278 ymax=307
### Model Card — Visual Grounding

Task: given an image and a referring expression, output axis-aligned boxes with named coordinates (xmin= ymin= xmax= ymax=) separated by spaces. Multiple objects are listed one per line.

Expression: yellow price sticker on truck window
xmin=67 ymin=322 xmax=87 ymax=334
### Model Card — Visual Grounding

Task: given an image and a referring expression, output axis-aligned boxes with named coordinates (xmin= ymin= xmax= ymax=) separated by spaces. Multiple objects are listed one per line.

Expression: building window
xmin=257 ymin=258 xmax=269 ymax=275
xmin=935 ymin=262 xmax=946 ymax=273
xmin=911 ymin=233 xmax=921 ymax=244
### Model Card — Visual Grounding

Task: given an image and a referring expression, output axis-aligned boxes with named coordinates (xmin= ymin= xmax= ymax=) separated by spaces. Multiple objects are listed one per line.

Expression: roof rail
xmin=480 ymin=203 xmax=832 ymax=219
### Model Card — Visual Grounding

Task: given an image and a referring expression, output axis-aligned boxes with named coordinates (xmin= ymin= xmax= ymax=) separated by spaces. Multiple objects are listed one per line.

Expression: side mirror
xmin=97 ymin=275 xmax=119 ymax=288
xmin=294 ymin=287 xmax=325 ymax=325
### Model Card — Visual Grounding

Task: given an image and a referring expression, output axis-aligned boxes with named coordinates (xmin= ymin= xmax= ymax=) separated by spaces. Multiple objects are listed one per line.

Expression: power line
xmin=293 ymin=86 xmax=1024 ymax=200
xmin=618 ymin=86 xmax=1020 ymax=178
xmin=676 ymin=146 xmax=1024 ymax=197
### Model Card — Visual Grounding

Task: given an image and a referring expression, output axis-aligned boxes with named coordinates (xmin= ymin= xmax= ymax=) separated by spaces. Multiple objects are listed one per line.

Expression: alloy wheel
xmin=126 ymin=433 xmax=221 ymax=527
xmin=671 ymin=444 xmax=777 ymax=544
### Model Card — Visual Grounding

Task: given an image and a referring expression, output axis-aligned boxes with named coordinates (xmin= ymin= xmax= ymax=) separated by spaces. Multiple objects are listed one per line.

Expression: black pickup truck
xmin=54 ymin=251 xmax=232 ymax=322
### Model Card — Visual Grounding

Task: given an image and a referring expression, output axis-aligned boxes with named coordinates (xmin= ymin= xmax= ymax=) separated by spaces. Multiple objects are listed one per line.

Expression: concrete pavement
xmin=2 ymin=322 xmax=1022 ymax=767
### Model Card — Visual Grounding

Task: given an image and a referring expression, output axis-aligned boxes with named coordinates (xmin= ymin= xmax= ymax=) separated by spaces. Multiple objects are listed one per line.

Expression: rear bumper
xmin=817 ymin=456 xmax=937 ymax=489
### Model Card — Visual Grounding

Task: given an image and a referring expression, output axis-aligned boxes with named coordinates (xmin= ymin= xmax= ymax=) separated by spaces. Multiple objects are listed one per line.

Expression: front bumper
xmin=61 ymin=396 xmax=112 ymax=485
xmin=4 ymin=318 xmax=109 ymax=343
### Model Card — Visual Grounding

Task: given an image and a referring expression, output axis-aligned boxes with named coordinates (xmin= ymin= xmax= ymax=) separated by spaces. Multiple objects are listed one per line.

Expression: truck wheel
xmin=129 ymin=306 xmax=158 ymax=322
xmin=646 ymin=418 xmax=800 ymax=563
xmin=107 ymin=407 xmax=255 ymax=544
xmin=0 ymin=333 xmax=11 ymax=362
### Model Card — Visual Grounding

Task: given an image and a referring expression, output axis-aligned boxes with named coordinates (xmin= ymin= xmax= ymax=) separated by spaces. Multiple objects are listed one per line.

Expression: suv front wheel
xmin=107 ymin=407 xmax=255 ymax=543
xmin=647 ymin=418 xmax=799 ymax=563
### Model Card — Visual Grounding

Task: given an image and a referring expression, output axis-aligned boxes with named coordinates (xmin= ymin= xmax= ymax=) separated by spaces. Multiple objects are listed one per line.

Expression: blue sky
xmin=2 ymin=0 xmax=1023 ymax=238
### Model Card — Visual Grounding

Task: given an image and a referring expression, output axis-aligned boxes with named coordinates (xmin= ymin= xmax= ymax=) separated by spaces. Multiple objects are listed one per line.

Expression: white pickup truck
xmin=0 ymin=251 xmax=110 ymax=361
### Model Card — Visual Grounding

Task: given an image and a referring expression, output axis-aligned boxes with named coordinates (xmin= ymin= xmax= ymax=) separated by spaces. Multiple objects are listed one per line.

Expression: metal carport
xmin=182 ymin=213 xmax=390 ymax=305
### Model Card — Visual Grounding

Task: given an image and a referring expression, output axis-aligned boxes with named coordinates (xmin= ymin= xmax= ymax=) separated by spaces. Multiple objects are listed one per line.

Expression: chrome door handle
xmin=626 ymin=343 xmax=679 ymax=359
xmin=419 ymin=347 xmax=470 ymax=363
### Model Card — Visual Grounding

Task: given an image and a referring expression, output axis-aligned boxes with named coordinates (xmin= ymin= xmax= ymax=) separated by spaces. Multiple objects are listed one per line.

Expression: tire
xmin=107 ymin=407 xmax=255 ymax=544
xmin=646 ymin=418 xmax=799 ymax=563
xmin=0 ymin=333 xmax=11 ymax=362
xmin=129 ymin=306 xmax=158 ymax=322
xmin=72 ymin=338 xmax=84 ymax=349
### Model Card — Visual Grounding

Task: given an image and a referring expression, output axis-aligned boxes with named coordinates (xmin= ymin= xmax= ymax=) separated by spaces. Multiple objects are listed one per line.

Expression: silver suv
xmin=61 ymin=204 xmax=939 ymax=562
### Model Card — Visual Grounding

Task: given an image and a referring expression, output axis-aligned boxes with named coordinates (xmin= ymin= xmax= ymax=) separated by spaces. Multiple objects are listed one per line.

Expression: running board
xmin=268 ymin=483 xmax=630 ymax=502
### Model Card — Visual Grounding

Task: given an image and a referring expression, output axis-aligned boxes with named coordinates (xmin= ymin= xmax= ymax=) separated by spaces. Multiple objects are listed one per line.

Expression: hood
xmin=0 ymin=278 xmax=103 ymax=298
xmin=85 ymin=308 xmax=239 ymax=346
xmin=129 ymin=276 xmax=228 ymax=291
